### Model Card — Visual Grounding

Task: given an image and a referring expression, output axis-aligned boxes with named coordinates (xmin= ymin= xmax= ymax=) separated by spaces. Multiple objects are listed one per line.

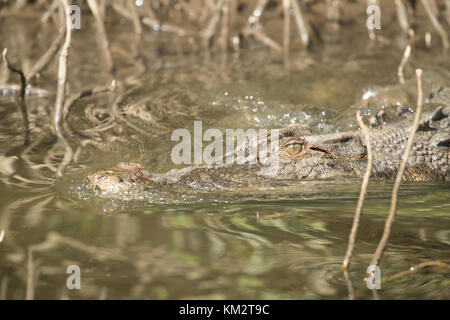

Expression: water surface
xmin=0 ymin=7 xmax=449 ymax=300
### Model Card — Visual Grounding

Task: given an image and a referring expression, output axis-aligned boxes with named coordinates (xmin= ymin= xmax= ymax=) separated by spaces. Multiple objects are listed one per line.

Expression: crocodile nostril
xmin=310 ymin=147 xmax=328 ymax=154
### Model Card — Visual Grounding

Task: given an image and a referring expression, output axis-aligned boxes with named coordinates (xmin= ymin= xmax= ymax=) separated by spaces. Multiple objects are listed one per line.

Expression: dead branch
xmin=395 ymin=0 xmax=410 ymax=33
xmin=342 ymin=110 xmax=373 ymax=270
xmin=242 ymin=26 xmax=283 ymax=52
xmin=291 ymin=0 xmax=310 ymax=47
xmin=26 ymin=27 xmax=65 ymax=82
xmin=249 ymin=0 xmax=270 ymax=25
xmin=283 ymin=0 xmax=291 ymax=56
xmin=420 ymin=0 xmax=449 ymax=49
xmin=370 ymin=69 xmax=424 ymax=267
xmin=52 ymin=0 xmax=73 ymax=176
xmin=52 ymin=0 xmax=71 ymax=134
xmin=127 ymin=1 xmax=143 ymax=35
xmin=201 ymin=0 xmax=227 ymax=46
xmin=397 ymin=44 xmax=411 ymax=84
xmin=141 ymin=16 xmax=189 ymax=36
xmin=87 ymin=0 xmax=115 ymax=73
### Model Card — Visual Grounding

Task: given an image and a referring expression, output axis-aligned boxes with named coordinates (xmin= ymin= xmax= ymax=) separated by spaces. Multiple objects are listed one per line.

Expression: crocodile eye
xmin=285 ymin=143 xmax=303 ymax=155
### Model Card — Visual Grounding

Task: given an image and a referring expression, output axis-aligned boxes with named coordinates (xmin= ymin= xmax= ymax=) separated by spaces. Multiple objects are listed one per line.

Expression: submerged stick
xmin=420 ymin=0 xmax=449 ymax=49
xmin=342 ymin=111 xmax=373 ymax=270
xmin=370 ymin=69 xmax=424 ymax=267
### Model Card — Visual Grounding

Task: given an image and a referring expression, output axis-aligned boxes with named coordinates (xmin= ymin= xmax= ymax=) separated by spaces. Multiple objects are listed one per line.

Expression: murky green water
xmin=0 ymin=4 xmax=449 ymax=299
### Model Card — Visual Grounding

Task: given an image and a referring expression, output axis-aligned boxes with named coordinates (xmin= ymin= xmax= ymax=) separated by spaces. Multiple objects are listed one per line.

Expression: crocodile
xmin=82 ymin=106 xmax=449 ymax=203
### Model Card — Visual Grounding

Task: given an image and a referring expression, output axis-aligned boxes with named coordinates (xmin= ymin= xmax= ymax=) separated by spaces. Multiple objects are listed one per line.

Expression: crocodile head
xmin=271 ymin=124 xmax=367 ymax=180
xmin=86 ymin=124 xmax=370 ymax=198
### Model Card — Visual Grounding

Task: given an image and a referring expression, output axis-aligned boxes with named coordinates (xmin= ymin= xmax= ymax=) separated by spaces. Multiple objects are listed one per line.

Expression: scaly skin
xmin=85 ymin=107 xmax=449 ymax=201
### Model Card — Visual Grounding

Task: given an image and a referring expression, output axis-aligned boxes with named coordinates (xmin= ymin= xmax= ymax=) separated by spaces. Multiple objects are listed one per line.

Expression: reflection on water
xmin=0 ymin=6 xmax=449 ymax=300
xmin=0 ymin=185 xmax=449 ymax=299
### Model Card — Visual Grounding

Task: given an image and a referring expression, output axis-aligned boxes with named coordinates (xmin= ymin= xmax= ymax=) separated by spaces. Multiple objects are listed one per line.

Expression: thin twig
xmin=2 ymin=49 xmax=26 ymax=102
xmin=127 ymin=1 xmax=142 ymax=35
xmin=26 ymin=27 xmax=65 ymax=82
xmin=446 ymin=0 xmax=450 ymax=29
xmin=369 ymin=69 xmax=424 ymax=267
xmin=291 ymin=0 xmax=310 ymax=47
xmin=141 ymin=16 xmax=189 ymax=36
xmin=397 ymin=44 xmax=411 ymax=84
xmin=0 ymin=48 xmax=9 ymax=84
xmin=41 ymin=0 xmax=59 ymax=24
xmin=342 ymin=111 xmax=373 ymax=270
xmin=52 ymin=0 xmax=73 ymax=176
xmin=201 ymin=0 xmax=227 ymax=47
xmin=242 ymin=26 xmax=283 ymax=52
xmin=420 ymin=0 xmax=449 ymax=49
xmin=251 ymin=0 xmax=270 ymax=22
xmin=395 ymin=0 xmax=410 ymax=33
xmin=53 ymin=0 xmax=71 ymax=133
xmin=283 ymin=0 xmax=291 ymax=55
xmin=219 ymin=0 xmax=230 ymax=50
